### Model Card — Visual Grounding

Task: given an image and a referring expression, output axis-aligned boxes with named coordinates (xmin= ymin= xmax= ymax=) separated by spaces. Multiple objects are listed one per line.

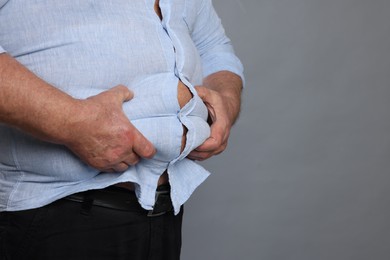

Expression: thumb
xmin=194 ymin=86 xmax=207 ymax=100
xmin=109 ymin=85 xmax=134 ymax=103
xmin=132 ymin=129 xmax=156 ymax=159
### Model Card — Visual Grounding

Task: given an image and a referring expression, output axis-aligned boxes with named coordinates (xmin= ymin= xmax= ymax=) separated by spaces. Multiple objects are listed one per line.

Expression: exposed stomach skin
xmin=116 ymin=80 xmax=194 ymax=190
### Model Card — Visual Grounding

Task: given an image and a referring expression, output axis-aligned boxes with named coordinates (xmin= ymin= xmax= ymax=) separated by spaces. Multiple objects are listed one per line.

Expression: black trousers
xmin=0 ymin=188 xmax=183 ymax=260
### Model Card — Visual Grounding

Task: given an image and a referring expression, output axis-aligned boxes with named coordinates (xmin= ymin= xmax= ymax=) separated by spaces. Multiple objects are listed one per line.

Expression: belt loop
xmin=80 ymin=192 xmax=94 ymax=216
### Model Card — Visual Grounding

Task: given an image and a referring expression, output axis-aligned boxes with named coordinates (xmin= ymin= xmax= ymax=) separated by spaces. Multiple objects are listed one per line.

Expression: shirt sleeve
xmin=0 ymin=0 xmax=8 ymax=54
xmin=189 ymin=0 xmax=245 ymax=84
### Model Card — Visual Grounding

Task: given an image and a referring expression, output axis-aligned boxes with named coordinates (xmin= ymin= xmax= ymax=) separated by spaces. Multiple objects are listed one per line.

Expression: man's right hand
xmin=64 ymin=85 xmax=156 ymax=172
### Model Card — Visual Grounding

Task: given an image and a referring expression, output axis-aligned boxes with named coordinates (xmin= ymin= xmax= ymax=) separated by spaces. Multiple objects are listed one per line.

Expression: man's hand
xmin=64 ymin=86 xmax=156 ymax=172
xmin=188 ymin=71 xmax=243 ymax=161
xmin=187 ymin=86 xmax=232 ymax=160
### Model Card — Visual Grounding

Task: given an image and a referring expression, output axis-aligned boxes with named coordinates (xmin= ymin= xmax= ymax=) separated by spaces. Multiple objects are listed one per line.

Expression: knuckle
xmin=128 ymin=158 xmax=139 ymax=166
xmin=115 ymin=163 xmax=129 ymax=172
xmin=126 ymin=153 xmax=140 ymax=165
xmin=106 ymin=154 xmax=118 ymax=164
xmin=123 ymin=127 xmax=135 ymax=138
xmin=90 ymin=160 xmax=108 ymax=171
xmin=102 ymin=151 xmax=122 ymax=166
xmin=197 ymin=152 xmax=211 ymax=161
xmin=214 ymin=138 xmax=223 ymax=147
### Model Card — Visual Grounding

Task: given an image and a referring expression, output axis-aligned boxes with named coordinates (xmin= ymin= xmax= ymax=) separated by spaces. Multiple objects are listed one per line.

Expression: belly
xmin=0 ymin=71 xmax=209 ymax=186
xmin=124 ymin=73 xmax=209 ymax=162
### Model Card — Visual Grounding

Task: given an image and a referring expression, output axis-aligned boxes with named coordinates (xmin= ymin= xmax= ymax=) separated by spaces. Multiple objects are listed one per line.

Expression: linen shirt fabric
xmin=0 ymin=0 xmax=244 ymax=214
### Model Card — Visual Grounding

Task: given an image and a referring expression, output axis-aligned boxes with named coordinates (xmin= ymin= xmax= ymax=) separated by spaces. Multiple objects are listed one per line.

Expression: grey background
xmin=182 ymin=0 xmax=390 ymax=259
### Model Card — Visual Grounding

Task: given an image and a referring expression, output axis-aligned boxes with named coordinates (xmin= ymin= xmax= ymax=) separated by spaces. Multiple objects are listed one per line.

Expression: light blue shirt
xmin=0 ymin=0 xmax=244 ymax=214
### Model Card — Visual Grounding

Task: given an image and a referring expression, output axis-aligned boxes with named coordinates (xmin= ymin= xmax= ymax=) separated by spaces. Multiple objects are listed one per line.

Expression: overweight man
xmin=0 ymin=0 xmax=244 ymax=259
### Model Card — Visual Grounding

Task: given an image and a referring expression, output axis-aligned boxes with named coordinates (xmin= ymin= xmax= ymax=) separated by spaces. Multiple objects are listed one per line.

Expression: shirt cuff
xmin=0 ymin=45 xmax=5 ymax=54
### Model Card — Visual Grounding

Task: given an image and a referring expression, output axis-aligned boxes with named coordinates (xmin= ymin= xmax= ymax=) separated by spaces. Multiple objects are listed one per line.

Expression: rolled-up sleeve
xmin=190 ymin=0 xmax=244 ymax=83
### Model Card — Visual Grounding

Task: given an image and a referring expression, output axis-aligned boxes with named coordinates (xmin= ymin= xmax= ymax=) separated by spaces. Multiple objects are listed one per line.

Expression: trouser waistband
xmin=63 ymin=184 xmax=173 ymax=217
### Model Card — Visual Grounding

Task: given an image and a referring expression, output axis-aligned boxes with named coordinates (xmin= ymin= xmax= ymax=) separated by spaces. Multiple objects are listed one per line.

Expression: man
xmin=0 ymin=0 xmax=244 ymax=259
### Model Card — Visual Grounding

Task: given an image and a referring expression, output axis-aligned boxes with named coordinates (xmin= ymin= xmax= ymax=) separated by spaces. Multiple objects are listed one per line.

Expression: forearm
xmin=0 ymin=53 xmax=78 ymax=143
xmin=202 ymin=70 xmax=243 ymax=126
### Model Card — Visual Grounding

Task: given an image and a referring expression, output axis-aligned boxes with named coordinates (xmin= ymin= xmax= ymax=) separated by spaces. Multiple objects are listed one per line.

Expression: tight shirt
xmin=0 ymin=0 xmax=244 ymax=214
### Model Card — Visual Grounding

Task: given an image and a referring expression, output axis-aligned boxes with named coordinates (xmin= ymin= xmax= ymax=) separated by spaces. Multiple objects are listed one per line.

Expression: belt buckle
xmin=147 ymin=189 xmax=172 ymax=217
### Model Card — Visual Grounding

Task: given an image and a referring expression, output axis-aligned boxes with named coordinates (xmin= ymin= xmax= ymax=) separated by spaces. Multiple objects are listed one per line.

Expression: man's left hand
xmin=188 ymin=71 xmax=243 ymax=161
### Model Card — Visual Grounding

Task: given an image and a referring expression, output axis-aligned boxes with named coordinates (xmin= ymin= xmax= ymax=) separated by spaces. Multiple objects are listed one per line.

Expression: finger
xmin=195 ymin=136 xmax=219 ymax=152
xmin=103 ymin=162 xmax=129 ymax=173
xmin=189 ymin=127 xmax=228 ymax=160
xmin=189 ymin=140 xmax=227 ymax=160
xmin=123 ymin=152 xmax=140 ymax=166
xmin=195 ymin=122 xmax=227 ymax=152
xmin=195 ymin=86 xmax=219 ymax=113
xmin=132 ymin=128 xmax=156 ymax=159
xmin=187 ymin=150 xmax=212 ymax=161
xmin=113 ymin=162 xmax=130 ymax=172
xmin=194 ymin=86 xmax=209 ymax=102
xmin=110 ymin=85 xmax=134 ymax=103
xmin=187 ymin=148 xmax=224 ymax=161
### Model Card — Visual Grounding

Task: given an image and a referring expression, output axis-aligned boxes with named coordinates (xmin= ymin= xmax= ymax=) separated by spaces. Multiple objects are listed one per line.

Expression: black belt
xmin=63 ymin=184 xmax=173 ymax=217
